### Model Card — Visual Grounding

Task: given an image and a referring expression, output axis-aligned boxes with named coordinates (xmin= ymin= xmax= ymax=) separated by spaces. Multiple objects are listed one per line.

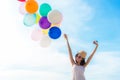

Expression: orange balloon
xmin=25 ymin=0 xmax=38 ymax=14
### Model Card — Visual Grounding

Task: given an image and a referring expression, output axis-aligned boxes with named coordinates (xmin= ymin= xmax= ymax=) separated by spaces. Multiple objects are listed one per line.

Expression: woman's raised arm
xmin=64 ymin=34 xmax=75 ymax=66
xmin=84 ymin=41 xmax=98 ymax=67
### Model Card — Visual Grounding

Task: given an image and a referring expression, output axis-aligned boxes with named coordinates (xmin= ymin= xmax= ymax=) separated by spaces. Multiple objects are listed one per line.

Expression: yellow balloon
xmin=42 ymin=29 xmax=49 ymax=35
xmin=36 ymin=13 xmax=41 ymax=24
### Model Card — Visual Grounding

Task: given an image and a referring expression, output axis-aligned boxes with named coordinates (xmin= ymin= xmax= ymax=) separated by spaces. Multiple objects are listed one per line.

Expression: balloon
xmin=18 ymin=0 xmax=26 ymax=2
xmin=19 ymin=2 xmax=27 ymax=15
xmin=31 ymin=29 xmax=43 ymax=41
xmin=39 ymin=3 xmax=52 ymax=16
xmin=51 ymin=23 xmax=61 ymax=27
xmin=42 ymin=29 xmax=49 ymax=35
xmin=40 ymin=35 xmax=51 ymax=47
xmin=48 ymin=10 xmax=63 ymax=24
xmin=25 ymin=0 xmax=38 ymax=14
xmin=39 ymin=16 xmax=51 ymax=29
xmin=23 ymin=13 xmax=36 ymax=26
xmin=35 ymin=13 xmax=41 ymax=24
xmin=48 ymin=26 xmax=61 ymax=39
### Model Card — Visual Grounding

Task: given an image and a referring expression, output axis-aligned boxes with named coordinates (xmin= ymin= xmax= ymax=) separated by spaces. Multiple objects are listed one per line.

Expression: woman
xmin=64 ymin=34 xmax=98 ymax=80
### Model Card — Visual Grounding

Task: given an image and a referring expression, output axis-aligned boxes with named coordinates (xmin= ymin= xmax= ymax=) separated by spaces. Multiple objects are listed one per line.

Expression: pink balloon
xmin=19 ymin=2 xmax=27 ymax=15
xmin=31 ymin=29 xmax=43 ymax=41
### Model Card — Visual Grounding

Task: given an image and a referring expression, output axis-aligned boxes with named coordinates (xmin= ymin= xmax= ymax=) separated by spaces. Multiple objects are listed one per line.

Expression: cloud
xmin=0 ymin=45 xmax=71 ymax=80
xmin=0 ymin=0 xmax=96 ymax=80
xmin=0 ymin=45 xmax=72 ymax=80
xmin=85 ymin=51 xmax=120 ymax=80
xmin=0 ymin=69 xmax=71 ymax=80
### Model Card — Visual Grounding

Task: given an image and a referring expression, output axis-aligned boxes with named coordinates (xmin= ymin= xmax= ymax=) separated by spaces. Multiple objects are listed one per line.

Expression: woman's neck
xmin=76 ymin=61 xmax=81 ymax=65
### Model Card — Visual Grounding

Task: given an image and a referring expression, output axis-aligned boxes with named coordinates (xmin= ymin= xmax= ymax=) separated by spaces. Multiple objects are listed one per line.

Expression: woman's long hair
xmin=75 ymin=53 xmax=86 ymax=66
xmin=80 ymin=58 xmax=85 ymax=65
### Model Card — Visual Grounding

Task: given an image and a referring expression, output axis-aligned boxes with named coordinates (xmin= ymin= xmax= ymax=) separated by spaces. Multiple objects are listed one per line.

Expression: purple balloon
xmin=39 ymin=16 xmax=51 ymax=29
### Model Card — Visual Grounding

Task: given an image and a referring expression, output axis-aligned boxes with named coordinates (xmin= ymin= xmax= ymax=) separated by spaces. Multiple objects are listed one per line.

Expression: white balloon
xmin=40 ymin=35 xmax=51 ymax=47
xmin=48 ymin=10 xmax=63 ymax=24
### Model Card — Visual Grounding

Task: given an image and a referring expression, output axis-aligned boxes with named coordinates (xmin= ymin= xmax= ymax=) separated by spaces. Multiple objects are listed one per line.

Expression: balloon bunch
xmin=18 ymin=0 xmax=63 ymax=47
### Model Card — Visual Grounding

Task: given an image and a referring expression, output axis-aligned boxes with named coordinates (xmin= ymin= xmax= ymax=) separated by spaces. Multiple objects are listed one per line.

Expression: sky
xmin=0 ymin=0 xmax=120 ymax=80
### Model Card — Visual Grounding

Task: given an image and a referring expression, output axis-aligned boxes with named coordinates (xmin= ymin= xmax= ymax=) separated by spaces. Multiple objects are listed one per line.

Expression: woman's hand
xmin=64 ymin=34 xmax=68 ymax=40
xmin=93 ymin=40 xmax=98 ymax=46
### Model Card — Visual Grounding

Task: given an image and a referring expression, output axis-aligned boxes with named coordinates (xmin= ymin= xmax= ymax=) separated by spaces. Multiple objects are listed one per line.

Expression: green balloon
xmin=39 ymin=3 xmax=52 ymax=16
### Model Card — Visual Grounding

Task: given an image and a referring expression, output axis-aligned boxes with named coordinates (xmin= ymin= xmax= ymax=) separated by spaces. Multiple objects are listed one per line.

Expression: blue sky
xmin=0 ymin=0 xmax=120 ymax=80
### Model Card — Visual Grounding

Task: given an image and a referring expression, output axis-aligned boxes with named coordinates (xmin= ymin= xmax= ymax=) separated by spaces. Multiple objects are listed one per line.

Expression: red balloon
xmin=18 ymin=0 xmax=26 ymax=2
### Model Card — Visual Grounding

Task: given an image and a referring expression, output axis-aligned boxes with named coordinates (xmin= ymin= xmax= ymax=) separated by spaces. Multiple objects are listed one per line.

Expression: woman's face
xmin=75 ymin=54 xmax=83 ymax=63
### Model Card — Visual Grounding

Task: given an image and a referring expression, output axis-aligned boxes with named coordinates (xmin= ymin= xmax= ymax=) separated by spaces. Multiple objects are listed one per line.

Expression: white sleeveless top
xmin=72 ymin=64 xmax=85 ymax=80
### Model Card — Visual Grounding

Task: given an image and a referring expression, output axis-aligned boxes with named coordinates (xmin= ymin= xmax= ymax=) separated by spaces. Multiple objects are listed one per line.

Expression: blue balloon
xmin=48 ymin=26 xmax=61 ymax=39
